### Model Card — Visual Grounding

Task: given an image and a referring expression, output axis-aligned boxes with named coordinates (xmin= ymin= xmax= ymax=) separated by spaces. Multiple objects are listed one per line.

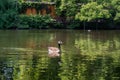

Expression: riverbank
xmin=1 ymin=20 xmax=119 ymax=30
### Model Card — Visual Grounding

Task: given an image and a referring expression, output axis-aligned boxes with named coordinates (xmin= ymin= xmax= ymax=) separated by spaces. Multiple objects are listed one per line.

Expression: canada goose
xmin=48 ymin=41 xmax=62 ymax=57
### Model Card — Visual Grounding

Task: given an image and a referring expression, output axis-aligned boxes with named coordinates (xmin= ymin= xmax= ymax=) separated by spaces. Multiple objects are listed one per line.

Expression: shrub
xmin=19 ymin=15 xmax=54 ymax=29
xmin=67 ymin=20 xmax=81 ymax=29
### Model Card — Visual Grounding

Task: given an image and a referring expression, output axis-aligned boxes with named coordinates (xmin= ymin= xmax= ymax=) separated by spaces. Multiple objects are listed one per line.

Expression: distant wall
xmin=20 ymin=1 xmax=56 ymax=18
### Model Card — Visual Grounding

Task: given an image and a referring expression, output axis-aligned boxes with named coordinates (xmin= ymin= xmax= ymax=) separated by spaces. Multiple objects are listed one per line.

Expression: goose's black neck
xmin=58 ymin=41 xmax=62 ymax=52
xmin=58 ymin=43 xmax=61 ymax=49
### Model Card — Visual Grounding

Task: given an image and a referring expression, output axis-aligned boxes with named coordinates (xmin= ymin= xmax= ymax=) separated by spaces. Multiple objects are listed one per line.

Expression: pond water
xmin=0 ymin=30 xmax=120 ymax=80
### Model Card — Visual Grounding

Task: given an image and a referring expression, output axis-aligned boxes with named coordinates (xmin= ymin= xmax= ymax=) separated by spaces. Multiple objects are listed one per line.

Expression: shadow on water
xmin=44 ymin=57 xmax=61 ymax=80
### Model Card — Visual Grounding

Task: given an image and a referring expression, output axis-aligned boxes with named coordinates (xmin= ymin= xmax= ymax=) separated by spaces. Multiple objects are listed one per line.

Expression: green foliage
xmin=19 ymin=15 xmax=54 ymax=29
xmin=75 ymin=0 xmax=89 ymax=3
xmin=111 ymin=0 xmax=120 ymax=22
xmin=59 ymin=0 xmax=78 ymax=18
xmin=50 ymin=21 xmax=64 ymax=29
xmin=75 ymin=2 xmax=111 ymax=21
xmin=0 ymin=0 xmax=19 ymax=29
xmin=66 ymin=3 xmax=77 ymax=17
xmin=67 ymin=20 xmax=81 ymax=29
xmin=0 ymin=9 xmax=19 ymax=29
xmin=0 ymin=0 xmax=119 ymax=29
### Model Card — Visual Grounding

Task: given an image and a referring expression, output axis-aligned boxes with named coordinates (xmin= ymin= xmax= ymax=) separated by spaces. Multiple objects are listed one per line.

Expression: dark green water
xmin=0 ymin=30 xmax=120 ymax=80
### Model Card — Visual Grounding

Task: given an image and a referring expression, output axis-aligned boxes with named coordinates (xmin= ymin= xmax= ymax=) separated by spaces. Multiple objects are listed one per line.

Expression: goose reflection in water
xmin=48 ymin=41 xmax=62 ymax=58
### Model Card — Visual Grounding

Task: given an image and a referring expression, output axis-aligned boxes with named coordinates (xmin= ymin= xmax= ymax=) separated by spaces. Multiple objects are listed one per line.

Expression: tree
xmin=111 ymin=0 xmax=120 ymax=22
xmin=59 ymin=0 xmax=78 ymax=20
xmin=0 ymin=0 xmax=19 ymax=29
xmin=75 ymin=2 xmax=111 ymax=22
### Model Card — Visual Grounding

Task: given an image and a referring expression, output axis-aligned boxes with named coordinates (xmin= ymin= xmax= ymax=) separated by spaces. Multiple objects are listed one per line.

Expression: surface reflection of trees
xmin=85 ymin=56 xmax=113 ymax=80
xmin=47 ymin=58 xmax=61 ymax=80
xmin=75 ymin=33 xmax=120 ymax=56
xmin=60 ymin=52 xmax=120 ymax=80
xmin=72 ymin=32 xmax=120 ymax=79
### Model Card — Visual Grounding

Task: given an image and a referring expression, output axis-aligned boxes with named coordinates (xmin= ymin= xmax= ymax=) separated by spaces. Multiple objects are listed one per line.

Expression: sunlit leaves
xmin=111 ymin=0 xmax=120 ymax=21
xmin=75 ymin=2 xmax=111 ymax=21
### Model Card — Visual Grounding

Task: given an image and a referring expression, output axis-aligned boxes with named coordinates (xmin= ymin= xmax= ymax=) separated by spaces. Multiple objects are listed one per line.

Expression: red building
xmin=21 ymin=1 xmax=56 ymax=18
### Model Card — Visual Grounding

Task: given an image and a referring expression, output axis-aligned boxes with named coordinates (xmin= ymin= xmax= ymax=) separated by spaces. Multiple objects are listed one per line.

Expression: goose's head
xmin=58 ymin=40 xmax=62 ymax=49
xmin=58 ymin=41 xmax=62 ymax=45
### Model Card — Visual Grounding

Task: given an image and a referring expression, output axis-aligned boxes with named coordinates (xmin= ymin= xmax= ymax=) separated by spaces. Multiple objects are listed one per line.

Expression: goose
xmin=48 ymin=41 xmax=62 ymax=57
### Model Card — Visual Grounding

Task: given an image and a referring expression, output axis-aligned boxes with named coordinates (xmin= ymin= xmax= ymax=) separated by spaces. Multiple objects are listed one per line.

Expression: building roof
xmin=25 ymin=1 xmax=55 ymax=5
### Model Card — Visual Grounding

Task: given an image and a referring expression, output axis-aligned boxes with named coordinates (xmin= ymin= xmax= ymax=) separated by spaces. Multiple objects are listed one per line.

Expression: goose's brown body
xmin=48 ymin=41 xmax=62 ymax=57
xmin=48 ymin=47 xmax=60 ymax=57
